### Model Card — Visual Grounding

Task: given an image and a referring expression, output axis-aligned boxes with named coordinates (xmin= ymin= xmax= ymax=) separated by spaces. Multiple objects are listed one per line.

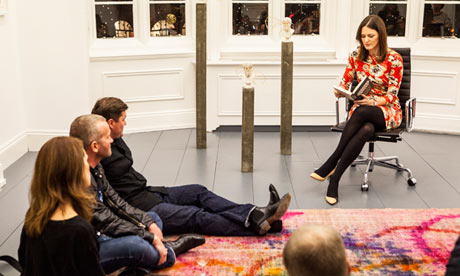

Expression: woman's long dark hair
xmin=356 ymin=15 xmax=388 ymax=63
xmin=24 ymin=136 xmax=95 ymax=237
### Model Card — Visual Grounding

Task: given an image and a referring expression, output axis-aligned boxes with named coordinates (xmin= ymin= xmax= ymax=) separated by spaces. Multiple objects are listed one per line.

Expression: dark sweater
xmin=100 ymin=137 xmax=167 ymax=211
xmin=18 ymin=216 xmax=105 ymax=276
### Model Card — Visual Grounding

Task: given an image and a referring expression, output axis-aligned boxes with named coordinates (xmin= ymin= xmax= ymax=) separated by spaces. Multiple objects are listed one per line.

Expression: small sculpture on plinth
xmin=242 ymin=64 xmax=255 ymax=88
xmin=280 ymin=17 xmax=294 ymax=42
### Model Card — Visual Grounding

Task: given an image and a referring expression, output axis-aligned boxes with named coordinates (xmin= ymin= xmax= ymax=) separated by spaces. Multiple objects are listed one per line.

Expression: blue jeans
xmin=98 ymin=212 xmax=175 ymax=274
xmin=149 ymin=184 xmax=257 ymax=236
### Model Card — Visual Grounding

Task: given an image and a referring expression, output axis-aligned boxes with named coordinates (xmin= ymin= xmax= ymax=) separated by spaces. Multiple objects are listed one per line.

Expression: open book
xmin=333 ymin=76 xmax=374 ymax=101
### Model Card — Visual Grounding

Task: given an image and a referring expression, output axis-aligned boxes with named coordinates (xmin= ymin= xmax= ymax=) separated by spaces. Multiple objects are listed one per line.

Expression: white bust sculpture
xmin=242 ymin=64 xmax=255 ymax=88
xmin=280 ymin=17 xmax=294 ymax=42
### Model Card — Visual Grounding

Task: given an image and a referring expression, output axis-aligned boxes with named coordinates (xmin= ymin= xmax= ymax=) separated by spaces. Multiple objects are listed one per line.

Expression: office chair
xmin=332 ymin=48 xmax=416 ymax=191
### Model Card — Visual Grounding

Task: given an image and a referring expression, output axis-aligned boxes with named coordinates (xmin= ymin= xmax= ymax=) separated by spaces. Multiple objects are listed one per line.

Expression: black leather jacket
xmin=90 ymin=164 xmax=156 ymax=243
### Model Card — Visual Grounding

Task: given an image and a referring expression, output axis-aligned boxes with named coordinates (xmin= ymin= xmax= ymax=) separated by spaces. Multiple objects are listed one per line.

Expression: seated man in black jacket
xmin=92 ymin=97 xmax=291 ymax=236
xmin=70 ymin=114 xmax=205 ymax=275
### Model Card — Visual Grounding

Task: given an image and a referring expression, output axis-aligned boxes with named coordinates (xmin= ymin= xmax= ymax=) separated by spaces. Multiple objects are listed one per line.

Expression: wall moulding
xmin=122 ymin=109 xmax=195 ymax=133
xmin=412 ymin=70 xmax=458 ymax=105
xmin=216 ymin=73 xmax=339 ymax=117
xmin=0 ymin=131 xmax=28 ymax=170
xmin=102 ymin=68 xmax=185 ymax=103
xmin=415 ymin=113 xmax=460 ymax=134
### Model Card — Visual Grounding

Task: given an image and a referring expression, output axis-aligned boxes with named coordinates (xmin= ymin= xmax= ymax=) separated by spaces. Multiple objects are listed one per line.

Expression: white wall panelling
xmin=102 ymin=69 xmax=185 ymax=103
xmin=2 ymin=0 xmax=460 ymax=170
xmin=412 ymin=71 xmax=458 ymax=105
xmin=208 ymin=62 xmax=346 ymax=130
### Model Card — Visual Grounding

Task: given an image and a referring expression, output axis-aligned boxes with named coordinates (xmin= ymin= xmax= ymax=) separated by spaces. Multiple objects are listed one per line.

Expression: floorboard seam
xmin=141 ymin=131 xmax=162 ymax=173
xmin=211 ymin=133 xmax=221 ymax=193
xmin=402 ymin=139 xmax=459 ymax=195
xmin=283 ymin=155 xmax=299 ymax=209
xmin=0 ymin=220 xmax=23 ymax=248
xmin=173 ymin=130 xmax=192 ymax=186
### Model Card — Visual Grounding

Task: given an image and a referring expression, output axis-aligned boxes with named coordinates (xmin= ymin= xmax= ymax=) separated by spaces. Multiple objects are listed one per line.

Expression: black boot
xmin=164 ymin=234 xmax=206 ymax=256
xmin=249 ymin=193 xmax=291 ymax=235
xmin=268 ymin=220 xmax=283 ymax=233
xmin=268 ymin=184 xmax=281 ymax=205
xmin=267 ymin=184 xmax=282 ymax=232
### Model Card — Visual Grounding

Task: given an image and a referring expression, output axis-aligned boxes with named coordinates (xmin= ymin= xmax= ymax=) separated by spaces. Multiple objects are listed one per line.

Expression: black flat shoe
xmin=164 ymin=234 xmax=205 ymax=256
xmin=268 ymin=220 xmax=283 ymax=233
xmin=268 ymin=184 xmax=281 ymax=205
xmin=250 ymin=193 xmax=291 ymax=235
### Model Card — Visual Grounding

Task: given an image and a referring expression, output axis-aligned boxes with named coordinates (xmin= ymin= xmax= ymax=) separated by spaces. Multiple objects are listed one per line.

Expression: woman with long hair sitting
xmin=18 ymin=136 xmax=105 ymax=276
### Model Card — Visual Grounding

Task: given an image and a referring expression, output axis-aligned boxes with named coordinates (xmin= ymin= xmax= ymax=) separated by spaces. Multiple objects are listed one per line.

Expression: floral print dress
xmin=340 ymin=48 xmax=403 ymax=129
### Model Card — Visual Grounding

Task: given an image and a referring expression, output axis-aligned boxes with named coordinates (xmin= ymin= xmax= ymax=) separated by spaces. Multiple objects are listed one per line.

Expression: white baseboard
xmin=414 ymin=113 xmax=460 ymax=135
xmin=0 ymin=131 xmax=28 ymax=170
xmin=27 ymin=130 xmax=67 ymax=152
xmin=1 ymin=110 xmax=459 ymax=173
xmin=124 ymin=109 xmax=196 ymax=134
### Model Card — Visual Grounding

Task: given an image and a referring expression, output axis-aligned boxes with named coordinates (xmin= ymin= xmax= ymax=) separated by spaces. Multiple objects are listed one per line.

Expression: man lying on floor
xmin=70 ymin=114 xmax=205 ymax=275
xmin=91 ymin=97 xmax=291 ymax=236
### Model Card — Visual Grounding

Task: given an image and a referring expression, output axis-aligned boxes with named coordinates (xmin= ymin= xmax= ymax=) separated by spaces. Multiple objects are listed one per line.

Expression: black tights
xmin=316 ymin=106 xmax=386 ymax=199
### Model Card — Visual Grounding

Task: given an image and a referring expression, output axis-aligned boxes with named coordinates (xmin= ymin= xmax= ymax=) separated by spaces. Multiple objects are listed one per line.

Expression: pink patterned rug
xmin=156 ymin=209 xmax=460 ymax=276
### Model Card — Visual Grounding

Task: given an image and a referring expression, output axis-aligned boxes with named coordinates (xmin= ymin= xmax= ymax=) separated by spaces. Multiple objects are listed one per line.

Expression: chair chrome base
xmin=351 ymin=141 xmax=417 ymax=191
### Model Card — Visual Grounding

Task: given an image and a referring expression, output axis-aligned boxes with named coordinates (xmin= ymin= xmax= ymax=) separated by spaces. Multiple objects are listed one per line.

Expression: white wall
xmin=2 ymin=0 xmax=460 ymax=173
xmin=0 ymin=0 xmax=27 ymax=182
xmin=17 ymin=0 xmax=90 ymax=150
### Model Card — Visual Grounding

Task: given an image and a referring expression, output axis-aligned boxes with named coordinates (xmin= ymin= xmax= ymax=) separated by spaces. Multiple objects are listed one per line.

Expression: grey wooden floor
xmin=1 ymin=129 xmax=460 ymax=274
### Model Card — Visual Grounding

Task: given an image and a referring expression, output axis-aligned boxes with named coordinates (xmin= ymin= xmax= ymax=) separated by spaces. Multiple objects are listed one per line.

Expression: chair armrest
xmin=335 ymin=98 xmax=351 ymax=126
xmin=405 ymin=97 xmax=416 ymax=132
xmin=335 ymin=98 xmax=340 ymax=126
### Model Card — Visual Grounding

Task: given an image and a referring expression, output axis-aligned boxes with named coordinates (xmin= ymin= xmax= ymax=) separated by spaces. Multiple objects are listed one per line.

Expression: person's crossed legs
xmin=149 ymin=184 xmax=290 ymax=236
xmin=98 ymin=212 xmax=175 ymax=274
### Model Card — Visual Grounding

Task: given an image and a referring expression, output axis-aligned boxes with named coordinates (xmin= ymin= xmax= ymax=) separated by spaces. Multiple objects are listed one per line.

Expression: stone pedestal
xmin=241 ymin=87 xmax=254 ymax=172
xmin=196 ymin=3 xmax=207 ymax=149
xmin=280 ymin=41 xmax=293 ymax=155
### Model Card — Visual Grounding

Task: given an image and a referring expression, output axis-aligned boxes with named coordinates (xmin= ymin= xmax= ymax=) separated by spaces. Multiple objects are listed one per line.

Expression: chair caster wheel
xmin=351 ymin=164 xmax=356 ymax=167
xmin=361 ymin=184 xmax=369 ymax=191
xmin=408 ymin=178 xmax=416 ymax=186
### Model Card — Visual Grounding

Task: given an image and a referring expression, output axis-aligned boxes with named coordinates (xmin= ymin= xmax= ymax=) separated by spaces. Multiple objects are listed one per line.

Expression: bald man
xmin=283 ymin=224 xmax=350 ymax=276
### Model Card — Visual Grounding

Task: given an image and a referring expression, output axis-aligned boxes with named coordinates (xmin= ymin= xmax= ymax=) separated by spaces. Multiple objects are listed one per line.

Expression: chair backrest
xmin=393 ymin=48 xmax=411 ymax=127
xmin=350 ymin=47 xmax=411 ymax=128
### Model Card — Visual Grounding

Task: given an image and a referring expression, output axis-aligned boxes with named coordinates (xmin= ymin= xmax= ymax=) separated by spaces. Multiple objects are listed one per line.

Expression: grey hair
xmin=69 ymin=114 xmax=107 ymax=149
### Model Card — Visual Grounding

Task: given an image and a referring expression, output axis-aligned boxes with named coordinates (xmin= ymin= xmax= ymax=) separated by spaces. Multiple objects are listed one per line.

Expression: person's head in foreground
xmin=283 ymin=224 xmax=350 ymax=276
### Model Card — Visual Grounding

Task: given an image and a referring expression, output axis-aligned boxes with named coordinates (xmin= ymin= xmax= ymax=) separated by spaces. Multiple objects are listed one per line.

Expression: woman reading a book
xmin=18 ymin=137 xmax=105 ymax=275
xmin=310 ymin=15 xmax=403 ymax=205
